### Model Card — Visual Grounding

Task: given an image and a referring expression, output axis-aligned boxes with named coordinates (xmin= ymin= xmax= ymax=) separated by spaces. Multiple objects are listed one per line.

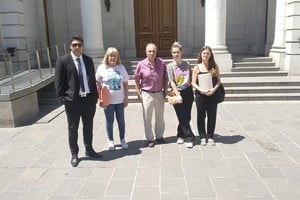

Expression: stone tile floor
xmin=0 ymin=101 xmax=300 ymax=199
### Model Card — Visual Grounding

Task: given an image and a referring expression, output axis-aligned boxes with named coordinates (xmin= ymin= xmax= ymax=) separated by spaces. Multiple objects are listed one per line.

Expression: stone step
xmin=221 ymin=76 xmax=300 ymax=86
xmin=231 ymin=66 xmax=279 ymax=72
xmin=225 ymin=93 xmax=300 ymax=101
xmin=233 ymin=62 xmax=275 ymax=67
xmin=232 ymin=56 xmax=273 ymax=62
xmin=225 ymin=86 xmax=300 ymax=94
xmin=222 ymin=71 xmax=288 ymax=77
xmin=127 ymin=93 xmax=300 ymax=103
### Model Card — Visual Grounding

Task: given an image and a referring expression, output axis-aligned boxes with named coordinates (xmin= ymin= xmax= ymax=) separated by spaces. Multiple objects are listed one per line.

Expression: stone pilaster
xmin=80 ymin=0 xmax=105 ymax=64
xmin=285 ymin=0 xmax=300 ymax=76
xmin=205 ymin=0 xmax=232 ymax=72
xmin=270 ymin=0 xmax=286 ymax=70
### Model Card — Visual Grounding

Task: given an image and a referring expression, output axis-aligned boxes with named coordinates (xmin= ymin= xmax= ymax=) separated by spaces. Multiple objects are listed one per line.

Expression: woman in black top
xmin=191 ymin=46 xmax=222 ymax=146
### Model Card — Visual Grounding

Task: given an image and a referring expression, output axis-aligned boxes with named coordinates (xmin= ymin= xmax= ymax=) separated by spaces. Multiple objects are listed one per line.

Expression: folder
xmin=98 ymin=87 xmax=110 ymax=107
xmin=197 ymin=73 xmax=213 ymax=90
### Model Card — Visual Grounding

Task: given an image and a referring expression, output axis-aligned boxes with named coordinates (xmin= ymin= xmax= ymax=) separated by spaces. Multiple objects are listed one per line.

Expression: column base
xmin=285 ymin=54 xmax=300 ymax=76
xmin=211 ymin=46 xmax=232 ymax=72
xmin=269 ymin=46 xmax=286 ymax=71
xmin=85 ymin=47 xmax=105 ymax=67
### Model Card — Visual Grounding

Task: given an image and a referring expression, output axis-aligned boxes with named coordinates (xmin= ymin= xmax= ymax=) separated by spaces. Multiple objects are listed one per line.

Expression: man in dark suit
xmin=55 ymin=35 xmax=102 ymax=167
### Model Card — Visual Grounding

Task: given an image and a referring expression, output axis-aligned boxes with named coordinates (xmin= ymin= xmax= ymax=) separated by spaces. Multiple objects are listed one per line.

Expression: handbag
xmin=216 ymin=83 xmax=225 ymax=103
xmin=166 ymin=94 xmax=183 ymax=105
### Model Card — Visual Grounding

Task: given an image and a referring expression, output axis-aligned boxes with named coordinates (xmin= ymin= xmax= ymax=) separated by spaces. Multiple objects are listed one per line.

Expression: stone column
xmin=80 ymin=0 xmax=105 ymax=63
xmin=269 ymin=0 xmax=286 ymax=70
xmin=205 ymin=0 xmax=232 ymax=72
xmin=285 ymin=0 xmax=300 ymax=76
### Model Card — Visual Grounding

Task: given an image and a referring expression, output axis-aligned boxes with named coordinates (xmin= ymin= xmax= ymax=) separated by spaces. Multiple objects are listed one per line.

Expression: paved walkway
xmin=1 ymin=101 xmax=300 ymax=200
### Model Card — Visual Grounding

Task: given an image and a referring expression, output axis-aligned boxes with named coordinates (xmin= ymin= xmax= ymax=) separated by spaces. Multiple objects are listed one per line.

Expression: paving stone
xmin=237 ymin=180 xmax=276 ymax=199
xmin=132 ymin=186 xmax=160 ymax=200
xmin=186 ymin=179 xmax=215 ymax=199
xmin=162 ymin=178 xmax=187 ymax=194
xmin=135 ymin=167 xmax=160 ymax=186
xmin=255 ymin=166 xmax=285 ymax=179
xmin=105 ymin=179 xmax=134 ymax=197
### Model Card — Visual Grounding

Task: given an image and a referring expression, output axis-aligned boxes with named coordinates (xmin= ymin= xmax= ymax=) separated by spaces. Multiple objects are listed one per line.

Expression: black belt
xmin=142 ymin=89 xmax=161 ymax=93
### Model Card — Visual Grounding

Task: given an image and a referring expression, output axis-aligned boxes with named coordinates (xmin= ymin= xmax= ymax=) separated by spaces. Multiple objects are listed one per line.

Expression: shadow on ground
xmin=214 ymin=133 xmax=245 ymax=144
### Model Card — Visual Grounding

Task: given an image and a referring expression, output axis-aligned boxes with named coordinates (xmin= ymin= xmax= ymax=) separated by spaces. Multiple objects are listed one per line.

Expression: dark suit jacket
xmin=55 ymin=53 xmax=98 ymax=103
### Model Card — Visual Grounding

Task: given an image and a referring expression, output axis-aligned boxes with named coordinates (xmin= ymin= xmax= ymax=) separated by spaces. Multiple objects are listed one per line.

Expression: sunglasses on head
xmin=71 ymin=43 xmax=83 ymax=48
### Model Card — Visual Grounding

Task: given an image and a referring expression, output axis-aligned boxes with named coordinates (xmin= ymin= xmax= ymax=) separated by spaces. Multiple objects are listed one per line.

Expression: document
xmin=198 ymin=73 xmax=213 ymax=90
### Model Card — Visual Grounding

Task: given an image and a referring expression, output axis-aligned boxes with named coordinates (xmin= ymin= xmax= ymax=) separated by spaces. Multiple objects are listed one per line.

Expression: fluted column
xmin=285 ymin=0 xmax=300 ymax=76
xmin=80 ymin=0 xmax=105 ymax=61
xmin=269 ymin=0 xmax=286 ymax=70
xmin=205 ymin=0 xmax=232 ymax=72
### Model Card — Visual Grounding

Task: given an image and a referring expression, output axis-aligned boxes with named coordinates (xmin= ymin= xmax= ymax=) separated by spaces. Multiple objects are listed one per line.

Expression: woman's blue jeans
xmin=104 ymin=103 xmax=125 ymax=141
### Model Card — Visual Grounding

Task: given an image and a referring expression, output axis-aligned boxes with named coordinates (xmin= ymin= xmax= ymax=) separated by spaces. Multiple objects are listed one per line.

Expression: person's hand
xmin=124 ymin=98 xmax=128 ymax=107
xmin=137 ymin=92 xmax=142 ymax=102
xmin=200 ymin=89 xmax=209 ymax=95
xmin=206 ymin=88 xmax=216 ymax=96
xmin=98 ymin=100 xmax=105 ymax=107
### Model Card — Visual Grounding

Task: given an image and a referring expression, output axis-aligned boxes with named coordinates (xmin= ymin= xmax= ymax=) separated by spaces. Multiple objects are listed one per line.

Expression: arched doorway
xmin=134 ymin=0 xmax=177 ymax=57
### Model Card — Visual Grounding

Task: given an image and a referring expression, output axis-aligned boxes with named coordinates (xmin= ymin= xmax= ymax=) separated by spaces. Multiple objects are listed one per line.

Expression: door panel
xmin=134 ymin=0 xmax=177 ymax=57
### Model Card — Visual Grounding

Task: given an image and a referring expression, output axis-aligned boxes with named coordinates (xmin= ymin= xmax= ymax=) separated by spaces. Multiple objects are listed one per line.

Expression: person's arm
xmin=123 ymin=81 xmax=129 ymax=107
xmin=54 ymin=57 xmax=66 ymax=103
xmin=134 ymin=79 xmax=142 ymax=100
xmin=133 ymin=64 xmax=142 ymax=100
xmin=207 ymin=66 xmax=221 ymax=95
xmin=166 ymin=64 xmax=180 ymax=96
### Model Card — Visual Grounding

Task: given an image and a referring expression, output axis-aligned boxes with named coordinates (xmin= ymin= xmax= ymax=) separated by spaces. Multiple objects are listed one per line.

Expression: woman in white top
xmin=95 ymin=47 xmax=129 ymax=150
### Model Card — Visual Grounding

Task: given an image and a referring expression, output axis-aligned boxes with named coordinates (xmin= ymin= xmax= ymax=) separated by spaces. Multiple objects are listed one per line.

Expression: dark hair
xmin=69 ymin=35 xmax=84 ymax=44
xmin=196 ymin=46 xmax=217 ymax=70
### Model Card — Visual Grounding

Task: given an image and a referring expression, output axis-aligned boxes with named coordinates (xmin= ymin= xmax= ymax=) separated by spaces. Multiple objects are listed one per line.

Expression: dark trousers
xmin=195 ymin=93 xmax=218 ymax=139
xmin=64 ymin=95 xmax=96 ymax=155
xmin=173 ymin=86 xmax=195 ymax=142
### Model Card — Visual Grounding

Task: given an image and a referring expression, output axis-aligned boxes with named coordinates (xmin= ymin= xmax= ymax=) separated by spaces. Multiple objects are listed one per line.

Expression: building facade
xmin=0 ymin=0 xmax=300 ymax=75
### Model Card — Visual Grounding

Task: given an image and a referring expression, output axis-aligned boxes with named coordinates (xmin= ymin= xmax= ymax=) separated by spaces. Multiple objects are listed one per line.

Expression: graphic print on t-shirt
xmin=108 ymin=70 xmax=122 ymax=90
xmin=174 ymin=68 xmax=190 ymax=90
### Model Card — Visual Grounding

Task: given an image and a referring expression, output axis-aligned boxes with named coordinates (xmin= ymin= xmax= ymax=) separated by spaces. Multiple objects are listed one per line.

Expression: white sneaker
xmin=201 ymin=138 xmax=207 ymax=146
xmin=207 ymin=138 xmax=215 ymax=146
xmin=185 ymin=142 xmax=193 ymax=148
xmin=121 ymin=139 xmax=128 ymax=149
xmin=177 ymin=137 xmax=184 ymax=144
xmin=107 ymin=140 xmax=115 ymax=151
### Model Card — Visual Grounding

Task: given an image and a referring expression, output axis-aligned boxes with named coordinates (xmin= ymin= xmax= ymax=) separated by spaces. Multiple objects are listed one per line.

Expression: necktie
xmin=76 ymin=58 xmax=85 ymax=92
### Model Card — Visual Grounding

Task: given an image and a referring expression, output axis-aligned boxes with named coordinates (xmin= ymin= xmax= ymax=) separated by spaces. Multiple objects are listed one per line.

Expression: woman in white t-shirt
xmin=95 ymin=47 xmax=129 ymax=151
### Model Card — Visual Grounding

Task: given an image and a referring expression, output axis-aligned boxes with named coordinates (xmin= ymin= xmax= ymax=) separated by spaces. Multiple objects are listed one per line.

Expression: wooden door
xmin=134 ymin=0 xmax=177 ymax=57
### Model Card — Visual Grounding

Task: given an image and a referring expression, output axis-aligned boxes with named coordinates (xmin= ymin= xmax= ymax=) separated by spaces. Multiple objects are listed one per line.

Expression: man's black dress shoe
xmin=71 ymin=154 xmax=79 ymax=167
xmin=85 ymin=150 xmax=103 ymax=158
xmin=156 ymin=138 xmax=166 ymax=144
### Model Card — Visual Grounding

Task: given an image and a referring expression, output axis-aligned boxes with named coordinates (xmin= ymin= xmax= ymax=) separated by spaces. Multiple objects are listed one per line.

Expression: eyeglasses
xmin=71 ymin=43 xmax=83 ymax=48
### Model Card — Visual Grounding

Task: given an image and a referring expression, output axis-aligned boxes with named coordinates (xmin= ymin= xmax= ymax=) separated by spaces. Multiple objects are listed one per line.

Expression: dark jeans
xmin=195 ymin=93 xmax=218 ymax=139
xmin=173 ymin=86 xmax=195 ymax=142
xmin=104 ymin=103 xmax=125 ymax=141
xmin=64 ymin=95 xmax=96 ymax=155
